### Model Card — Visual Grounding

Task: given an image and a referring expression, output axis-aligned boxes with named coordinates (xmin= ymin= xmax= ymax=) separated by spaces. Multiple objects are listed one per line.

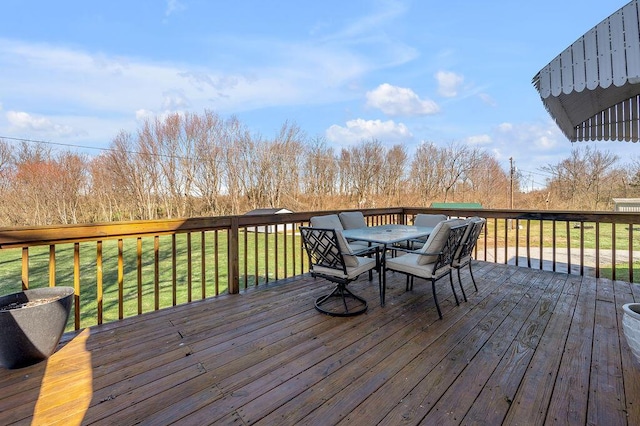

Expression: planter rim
xmin=0 ymin=287 xmax=74 ymax=312
xmin=623 ymin=303 xmax=640 ymax=320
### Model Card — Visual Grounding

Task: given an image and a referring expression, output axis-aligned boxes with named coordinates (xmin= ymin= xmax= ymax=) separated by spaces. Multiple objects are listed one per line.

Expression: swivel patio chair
xmin=384 ymin=219 xmax=468 ymax=319
xmin=452 ymin=217 xmax=486 ymax=300
xmin=300 ymin=226 xmax=382 ymax=316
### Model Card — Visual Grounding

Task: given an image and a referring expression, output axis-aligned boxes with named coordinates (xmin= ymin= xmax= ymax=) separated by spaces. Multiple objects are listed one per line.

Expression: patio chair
xmin=338 ymin=211 xmax=368 ymax=229
xmin=300 ymin=226 xmax=382 ymax=316
xmin=452 ymin=217 xmax=486 ymax=300
xmin=396 ymin=213 xmax=448 ymax=250
xmin=384 ymin=219 xmax=468 ymax=319
xmin=310 ymin=214 xmax=369 ymax=251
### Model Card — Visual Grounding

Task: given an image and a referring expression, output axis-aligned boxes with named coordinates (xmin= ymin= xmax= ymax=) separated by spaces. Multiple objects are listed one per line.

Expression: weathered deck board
xmin=1 ymin=262 xmax=639 ymax=425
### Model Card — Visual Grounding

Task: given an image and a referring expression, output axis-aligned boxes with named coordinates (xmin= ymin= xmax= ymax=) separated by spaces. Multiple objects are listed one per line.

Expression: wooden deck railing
xmin=0 ymin=207 xmax=638 ymax=330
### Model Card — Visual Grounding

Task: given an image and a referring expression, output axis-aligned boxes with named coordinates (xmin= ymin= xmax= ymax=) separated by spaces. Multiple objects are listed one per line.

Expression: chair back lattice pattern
xmin=432 ymin=224 xmax=468 ymax=272
xmin=300 ymin=227 xmax=347 ymax=273
xmin=458 ymin=219 xmax=485 ymax=262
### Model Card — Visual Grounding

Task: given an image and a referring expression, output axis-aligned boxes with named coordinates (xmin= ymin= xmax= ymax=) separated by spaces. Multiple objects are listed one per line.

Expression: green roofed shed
xmin=430 ymin=202 xmax=483 ymax=209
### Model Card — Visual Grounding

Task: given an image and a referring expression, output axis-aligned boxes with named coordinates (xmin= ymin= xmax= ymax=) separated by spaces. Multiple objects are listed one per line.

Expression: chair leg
xmin=431 ymin=278 xmax=442 ymax=319
xmin=468 ymin=262 xmax=478 ymax=291
xmin=456 ymin=268 xmax=467 ymax=302
xmin=380 ymin=267 xmax=386 ymax=306
xmin=449 ymin=272 xmax=460 ymax=305
xmin=315 ymin=283 xmax=367 ymax=317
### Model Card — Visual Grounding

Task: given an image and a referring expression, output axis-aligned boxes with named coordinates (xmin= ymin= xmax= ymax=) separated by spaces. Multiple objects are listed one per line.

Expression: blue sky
xmin=0 ymin=0 xmax=636 ymax=189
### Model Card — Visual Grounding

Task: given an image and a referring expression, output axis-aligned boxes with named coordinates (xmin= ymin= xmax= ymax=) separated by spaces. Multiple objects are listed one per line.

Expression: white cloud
xmin=465 ymin=134 xmax=491 ymax=145
xmin=165 ymin=0 xmax=186 ymax=17
xmin=478 ymin=93 xmax=497 ymax=107
xmin=366 ymin=83 xmax=439 ymax=116
xmin=6 ymin=111 xmax=79 ymax=137
xmin=326 ymin=118 xmax=412 ymax=144
xmin=435 ymin=71 xmax=464 ymax=98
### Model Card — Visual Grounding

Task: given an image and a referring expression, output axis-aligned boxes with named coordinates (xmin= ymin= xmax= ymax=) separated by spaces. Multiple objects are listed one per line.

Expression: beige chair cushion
xmin=413 ymin=214 xmax=447 ymax=227
xmin=339 ymin=211 xmax=367 ymax=229
xmin=310 ymin=214 xmax=366 ymax=254
xmin=385 ymin=252 xmax=450 ymax=279
xmin=416 ymin=218 xmax=464 ymax=265
xmin=335 ymin=230 xmax=358 ymax=267
xmin=310 ymin=214 xmax=344 ymax=231
xmin=313 ymin=256 xmax=376 ymax=279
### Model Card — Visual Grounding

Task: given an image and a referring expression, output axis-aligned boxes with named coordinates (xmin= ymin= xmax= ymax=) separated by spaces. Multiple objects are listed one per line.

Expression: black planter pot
xmin=0 ymin=287 xmax=74 ymax=369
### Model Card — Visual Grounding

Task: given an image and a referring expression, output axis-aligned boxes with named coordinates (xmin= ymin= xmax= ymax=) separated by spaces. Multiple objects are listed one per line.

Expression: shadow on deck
xmin=1 ymin=261 xmax=639 ymax=425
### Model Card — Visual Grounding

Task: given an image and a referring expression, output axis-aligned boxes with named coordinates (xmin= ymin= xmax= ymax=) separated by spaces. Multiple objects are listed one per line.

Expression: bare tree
xmin=543 ymin=146 xmax=618 ymax=210
xmin=192 ymin=111 xmax=225 ymax=215
xmin=439 ymin=142 xmax=481 ymax=202
xmin=378 ymin=144 xmax=407 ymax=206
xmin=344 ymin=139 xmax=385 ymax=207
xmin=465 ymin=153 xmax=509 ymax=208
xmin=303 ymin=137 xmax=338 ymax=209
xmin=410 ymin=142 xmax=441 ymax=205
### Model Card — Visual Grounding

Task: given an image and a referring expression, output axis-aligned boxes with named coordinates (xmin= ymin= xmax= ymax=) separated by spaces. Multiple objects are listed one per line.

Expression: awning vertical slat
xmin=538 ymin=65 xmax=551 ymax=98
xmin=611 ymin=107 xmax=619 ymax=140
xmin=625 ymin=97 xmax=632 ymax=141
xmin=550 ymin=56 xmax=563 ymax=97
xmin=560 ymin=47 xmax=574 ymax=94
xmin=610 ymin=10 xmax=627 ymax=86
xmin=596 ymin=20 xmax=613 ymax=89
xmin=625 ymin=1 xmax=640 ymax=81
xmin=584 ymin=28 xmax=599 ymax=90
xmin=617 ymin=102 xmax=625 ymax=138
xmin=603 ymin=107 xmax=610 ymax=140
xmin=631 ymin=96 xmax=640 ymax=141
xmin=572 ymin=38 xmax=587 ymax=92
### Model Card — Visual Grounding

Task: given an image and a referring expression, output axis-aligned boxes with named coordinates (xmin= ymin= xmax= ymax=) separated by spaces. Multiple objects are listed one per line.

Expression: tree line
xmin=0 ymin=110 xmax=637 ymax=226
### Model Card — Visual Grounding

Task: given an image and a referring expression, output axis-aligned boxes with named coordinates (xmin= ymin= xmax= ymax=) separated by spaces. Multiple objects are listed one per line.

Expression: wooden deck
xmin=1 ymin=262 xmax=640 ymax=425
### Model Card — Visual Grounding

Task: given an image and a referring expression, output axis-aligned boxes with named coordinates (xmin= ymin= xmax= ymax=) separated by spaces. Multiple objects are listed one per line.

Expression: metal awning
xmin=533 ymin=0 xmax=640 ymax=142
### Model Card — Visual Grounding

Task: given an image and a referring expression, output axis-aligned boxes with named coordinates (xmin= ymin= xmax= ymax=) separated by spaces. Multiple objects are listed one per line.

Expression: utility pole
xmin=509 ymin=157 xmax=514 ymax=210
xmin=509 ymin=157 xmax=514 ymax=230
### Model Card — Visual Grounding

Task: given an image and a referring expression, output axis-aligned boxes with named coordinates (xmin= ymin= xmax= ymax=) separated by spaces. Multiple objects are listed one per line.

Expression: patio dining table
xmin=342 ymin=224 xmax=434 ymax=305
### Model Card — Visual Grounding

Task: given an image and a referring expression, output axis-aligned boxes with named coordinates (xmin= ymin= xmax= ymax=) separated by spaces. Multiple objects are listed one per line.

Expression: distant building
xmin=613 ymin=198 xmax=640 ymax=212
xmin=244 ymin=208 xmax=294 ymax=233
xmin=430 ymin=202 xmax=483 ymax=209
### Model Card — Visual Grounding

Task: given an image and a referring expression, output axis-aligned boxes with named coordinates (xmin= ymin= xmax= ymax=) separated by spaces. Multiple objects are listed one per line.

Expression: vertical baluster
xmin=201 ymin=231 xmax=206 ymax=299
xmin=97 ymin=241 xmax=103 ymax=325
xmin=172 ymin=234 xmax=177 ymax=306
xmin=154 ymin=235 xmax=160 ymax=310
xmin=566 ymin=221 xmax=571 ymax=274
xmin=21 ymin=247 xmax=28 ymax=290
xmin=539 ymin=220 xmax=544 ymax=270
xmin=612 ymin=223 xmax=617 ymax=281
xmin=49 ymin=244 xmax=56 ymax=287
xmin=214 ymin=230 xmax=220 ymax=295
xmin=515 ymin=219 xmax=520 ymax=266
xmin=595 ymin=222 xmax=601 ymax=278
xmin=137 ymin=237 xmax=142 ymax=314
xmin=49 ymin=245 xmax=55 ymax=287
xmin=74 ymin=242 xmax=80 ymax=330
xmin=187 ymin=233 xmax=192 ymax=302
xmin=118 ymin=239 xmax=124 ymax=319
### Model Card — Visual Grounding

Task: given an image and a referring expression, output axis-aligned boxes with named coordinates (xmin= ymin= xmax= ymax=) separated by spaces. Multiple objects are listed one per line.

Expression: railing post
xmin=229 ymin=216 xmax=240 ymax=294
